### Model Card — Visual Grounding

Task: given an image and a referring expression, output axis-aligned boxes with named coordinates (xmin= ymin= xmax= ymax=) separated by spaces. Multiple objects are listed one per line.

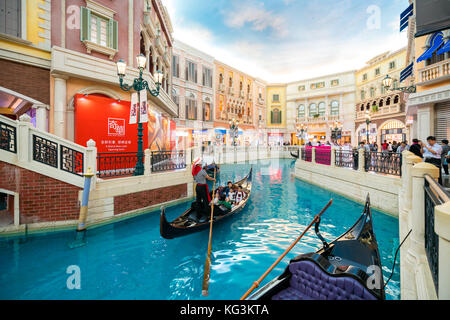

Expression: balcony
xmin=228 ymin=87 xmax=234 ymax=95
xmin=239 ymin=90 xmax=245 ymax=98
xmin=257 ymin=97 xmax=264 ymax=105
xmin=218 ymin=83 xmax=225 ymax=92
xmin=356 ymin=103 xmax=401 ymax=119
xmin=143 ymin=11 xmax=157 ymax=38
xmin=163 ymin=51 xmax=170 ymax=67
xmin=155 ymin=36 xmax=164 ymax=55
xmin=307 ymin=115 xmax=327 ymax=122
xmin=247 ymin=94 xmax=252 ymax=101
xmin=418 ymin=59 xmax=450 ymax=85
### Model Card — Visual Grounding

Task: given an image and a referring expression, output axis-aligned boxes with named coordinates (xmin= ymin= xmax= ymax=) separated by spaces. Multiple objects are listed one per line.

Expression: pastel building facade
xmin=0 ymin=0 xmax=52 ymax=130
xmin=171 ymin=40 xmax=215 ymax=149
xmin=50 ymin=0 xmax=176 ymax=142
xmin=286 ymin=71 xmax=356 ymax=145
xmin=355 ymin=48 xmax=408 ymax=145
xmin=214 ymin=60 xmax=259 ymax=146
xmin=266 ymin=84 xmax=287 ymax=145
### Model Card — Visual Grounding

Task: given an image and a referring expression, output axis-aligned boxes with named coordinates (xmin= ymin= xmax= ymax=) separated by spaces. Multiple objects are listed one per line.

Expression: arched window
xmin=330 ymin=101 xmax=339 ymax=116
xmin=379 ymin=99 xmax=384 ymax=107
xmin=425 ymin=32 xmax=446 ymax=66
xmin=297 ymin=104 xmax=305 ymax=118
xmin=219 ymin=73 xmax=223 ymax=84
xmin=185 ymin=93 xmax=197 ymax=120
xmin=386 ymin=97 xmax=391 ymax=106
xmin=309 ymin=103 xmax=317 ymax=116
xmin=318 ymin=102 xmax=326 ymax=116
xmin=366 ymin=103 xmax=370 ymax=110
xmin=229 ymin=77 xmax=233 ymax=87
xmin=149 ymin=47 xmax=154 ymax=73
xmin=394 ymin=95 xmax=399 ymax=104
xmin=271 ymin=108 xmax=282 ymax=124
xmin=360 ymin=104 xmax=364 ymax=111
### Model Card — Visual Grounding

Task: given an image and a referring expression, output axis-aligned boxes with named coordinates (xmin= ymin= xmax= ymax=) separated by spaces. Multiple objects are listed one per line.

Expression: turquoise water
xmin=0 ymin=159 xmax=400 ymax=300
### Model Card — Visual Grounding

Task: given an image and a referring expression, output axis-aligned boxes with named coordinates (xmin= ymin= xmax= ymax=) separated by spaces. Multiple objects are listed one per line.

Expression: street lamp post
xmin=382 ymin=74 xmax=416 ymax=93
xmin=329 ymin=121 xmax=342 ymax=144
xmin=116 ymin=54 xmax=163 ymax=176
xmin=365 ymin=111 xmax=371 ymax=144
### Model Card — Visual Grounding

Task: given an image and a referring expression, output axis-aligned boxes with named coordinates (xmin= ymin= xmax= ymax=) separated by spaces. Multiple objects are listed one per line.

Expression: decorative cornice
xmin=85 ymin=0 xmax=116 ymax=19
xmin=407 ymin=85 xmax=450 ymax=107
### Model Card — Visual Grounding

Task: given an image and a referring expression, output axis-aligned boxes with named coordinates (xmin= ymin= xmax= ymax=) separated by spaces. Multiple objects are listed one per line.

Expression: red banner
xmin=75 ymin=93 xmax=148 ymax=154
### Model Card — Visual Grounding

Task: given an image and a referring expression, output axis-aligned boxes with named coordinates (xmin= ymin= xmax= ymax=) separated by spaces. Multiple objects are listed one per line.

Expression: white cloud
xmin=222 ymin=2 xmax=288 ymax=37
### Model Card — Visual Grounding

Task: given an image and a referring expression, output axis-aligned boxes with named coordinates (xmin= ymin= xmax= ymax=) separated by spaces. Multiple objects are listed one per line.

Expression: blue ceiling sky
xmin=164 ymin=0 xmax=410 ymax=82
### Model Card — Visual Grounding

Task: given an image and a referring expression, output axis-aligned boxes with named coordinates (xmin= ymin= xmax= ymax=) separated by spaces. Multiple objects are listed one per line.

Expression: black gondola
xmin=247 ymin=194 xmax=385 ymax=300
xmin=160 ymin=168 xmax=252 ymax=239
xmin=206 ymin=163 xmax=220 ymax=178
xmin=290 ymin=149 xmax=299 ymax=159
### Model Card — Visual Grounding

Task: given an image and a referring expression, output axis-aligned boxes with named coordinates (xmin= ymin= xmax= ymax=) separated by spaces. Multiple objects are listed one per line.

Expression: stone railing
xmin=399 ymin=152 xmax=450 ymax=300
xmin=419 ymin=59 xmax=450 ymax=84
xmin=356 ymin=103 xmax=401 ymax=119
xmin=0 ymin=114 xmax=92 ymax=188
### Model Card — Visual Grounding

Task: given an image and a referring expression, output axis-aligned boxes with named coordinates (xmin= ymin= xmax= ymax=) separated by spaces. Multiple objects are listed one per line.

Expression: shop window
xmin=330 ymin=101 xmax=339 ymax=116
xmin=80 ymin=6 xmax=118 ymax=58
xmin=0 ymin=0 xmax=21 ymax=37
xmin=297 ymin=104 xmax=305 ymax=118
xmin=309 ymin=103 xmax=317 ymax=116
xmin=318 ymin=102 xmax=326 ymax=116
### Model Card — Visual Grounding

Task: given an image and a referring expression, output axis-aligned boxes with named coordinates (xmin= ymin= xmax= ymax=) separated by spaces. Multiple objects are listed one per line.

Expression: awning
xmin=417 ymin=33 xmax=444 ymax=62
xmin=437 ymin=38 xmax=450 ymax=55
xmin=215 ymin=128 xmax=227 ymax=134
xmin=400 ymin=62 xmax=414 ymax=82
xmin=400 ymin=3 xmax=414 ymax=32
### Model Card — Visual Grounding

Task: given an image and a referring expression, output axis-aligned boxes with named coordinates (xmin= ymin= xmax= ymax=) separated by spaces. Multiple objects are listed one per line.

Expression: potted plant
xmin=372 ymin=105 xmax=379 ymax=112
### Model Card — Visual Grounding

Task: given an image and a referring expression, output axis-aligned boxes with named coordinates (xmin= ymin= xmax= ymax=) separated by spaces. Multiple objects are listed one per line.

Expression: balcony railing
xmin=97 ymin=152 xmax=137 ymax=178
xmin=356 ymin=104 xmax=401 ymax=119
xmin=364 ymin=151 xmax=402 ymax=176
xmin=0 ymin=119 xmax=17 ymax=154
xmin=335 ymin=149 xmax=358 ymax=170
xmin=423 ymin=174 xmax=450 ymax=295
xmin=419 ymin=59 xmax=450 ymax=84
xmin=151 ymin=150 xmax=186 ymax=173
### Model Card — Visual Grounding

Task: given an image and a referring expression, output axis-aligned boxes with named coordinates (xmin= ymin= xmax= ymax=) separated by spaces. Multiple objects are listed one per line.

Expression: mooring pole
xmin=77 ymin=168 xmax=94 ymax=232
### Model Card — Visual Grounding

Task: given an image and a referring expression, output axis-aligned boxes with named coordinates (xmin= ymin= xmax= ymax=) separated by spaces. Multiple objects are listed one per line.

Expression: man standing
xmin=409 ymin=139 xmax=423 ymax=158
xmin=193 ymin=161 xmax=216 ymax=220
xmin=423 ymin=136 xmax=443 ymax=184
xmin=441 ymin=139 xmax=450 ymax=175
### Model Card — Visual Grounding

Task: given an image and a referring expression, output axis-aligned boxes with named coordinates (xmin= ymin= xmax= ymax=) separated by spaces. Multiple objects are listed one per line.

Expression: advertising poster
xmin=129 ymin=92 xmax=138 ymax=124
xmin=139 ymin=89 xmax=148 ymax=123
xmin=75 ymin=93 xmax=148 ymax=154
xmin=147 ymin=109 xmax=177 ymax=152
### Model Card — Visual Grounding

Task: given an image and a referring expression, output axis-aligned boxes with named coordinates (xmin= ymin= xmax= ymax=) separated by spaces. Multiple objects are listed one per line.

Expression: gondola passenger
xmin=235 ymin=186 xmax=246 ymax=205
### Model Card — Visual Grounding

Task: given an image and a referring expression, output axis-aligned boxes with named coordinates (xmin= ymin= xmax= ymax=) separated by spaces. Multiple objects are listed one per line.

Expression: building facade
xmin=50 ymin=0 xmax=176 ymax=145
xmin=214 ymin=60 xmax=259 ymax=146
xmin=286 ymin=71 xmax=356 ymax=145
xmin=0 ymin=0 xmax=52 ymax=130
xmin=405 ymin=11 xmax=450 ymax=143
xmin=171 ymin=40 xmax=215 ymax=150
xmin=355 ymin=48 xmax=408 ymax=145
xmin=266 ymin=84 xmax=287 ymax=145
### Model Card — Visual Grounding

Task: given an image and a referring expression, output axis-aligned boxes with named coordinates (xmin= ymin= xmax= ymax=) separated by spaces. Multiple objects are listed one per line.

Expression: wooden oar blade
xmin=202 ymin=257 xmax=211 ymax=296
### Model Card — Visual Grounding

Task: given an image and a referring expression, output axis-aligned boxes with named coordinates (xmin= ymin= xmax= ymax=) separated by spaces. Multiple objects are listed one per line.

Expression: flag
xmin=129 ymin=92 xmax=138 ymax=124
xmin=139 ymin=89 xmax=148 ymax=123
xmin=400 ymin=63 xmax=413 ymax=82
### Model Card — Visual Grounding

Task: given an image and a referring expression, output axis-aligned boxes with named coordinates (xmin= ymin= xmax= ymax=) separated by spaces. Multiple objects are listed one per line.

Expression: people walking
xmin=423 ymin=136 xmax=443 ymax=185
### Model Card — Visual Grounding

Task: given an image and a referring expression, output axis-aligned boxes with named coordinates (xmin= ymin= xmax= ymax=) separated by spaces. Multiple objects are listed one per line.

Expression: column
xmin=330 ymin=148 xmax=336 ymax=168
xmin=17 ymin=114 xmax=32 ymax=163
xmin=32 ymin=104 xmax=49 ymax=132
xmin=358 ymin=148 xmax=365 ymax=172
xmin=144 ymin=149 xmax=152 ymax=175
xmin=85 ymin=139 xmax=97 ymax=189
xmin=53 ymin=75 xmax=68 ymax=139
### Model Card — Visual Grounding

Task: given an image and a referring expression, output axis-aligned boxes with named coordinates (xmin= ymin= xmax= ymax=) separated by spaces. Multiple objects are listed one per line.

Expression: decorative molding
xmin=83 ymin=40 xmax=118 ymax=59
xmin=85 ymin=0 xmax=116 ymax=19
xmin=408 ymin=85 xmax=450 ymax=107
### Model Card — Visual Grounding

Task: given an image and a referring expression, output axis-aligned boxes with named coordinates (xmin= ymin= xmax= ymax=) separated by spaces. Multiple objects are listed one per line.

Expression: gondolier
xmin=193 ymin=159 xmax=216 ymax=219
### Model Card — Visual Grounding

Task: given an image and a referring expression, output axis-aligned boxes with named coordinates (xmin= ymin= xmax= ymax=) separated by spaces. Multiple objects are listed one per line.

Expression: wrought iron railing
xmin=424 ymin=174 xmax=449 ymax=296
xmin=60 ymin=145 xmax=84 ymax=175
xmin=335 ymin=149 xmax=358 ymax=170
xmin=0 ymin=120 xmax=17 ymax=153
xmin=151 ymin=150 xmax=186 ymax=173
xmin=97 ymin=152 xmax=137 ymax=178
xmin=364 ymin=151 xmax=402 ymax=176
xmin=33 ymin=135 xmax=58 ymax=168
xmin=315 ymin=149 xmax=331 ymax=165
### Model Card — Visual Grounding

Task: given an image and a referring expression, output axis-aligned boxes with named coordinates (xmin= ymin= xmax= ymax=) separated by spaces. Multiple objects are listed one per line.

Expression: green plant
xmin=372 ymin=105 xmax=379 ymax=112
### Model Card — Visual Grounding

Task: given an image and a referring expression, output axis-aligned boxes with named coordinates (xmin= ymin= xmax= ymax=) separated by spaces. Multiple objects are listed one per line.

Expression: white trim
xmin=83 ymin=40 xmax=118 ymax=59
xmin=0 ymin=48 xmax=51 ymax=69
xmin=21 ymin=0 xmax=27 ymax=40
xmin=85 ymin=0 xmax=116 ymax=19
xmin=0 ymin=86 xmax=45 ymax=105
xmin=0 ymin=189 xmax=20 ymax=226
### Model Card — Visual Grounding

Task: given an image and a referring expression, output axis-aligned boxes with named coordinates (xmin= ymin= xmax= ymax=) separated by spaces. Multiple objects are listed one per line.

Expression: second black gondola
xmin=247 ymin=194 xmax=385 ymax=300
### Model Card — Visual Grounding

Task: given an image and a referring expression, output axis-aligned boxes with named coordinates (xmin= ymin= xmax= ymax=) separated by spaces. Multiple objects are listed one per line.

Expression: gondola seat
xmin=272 ymin=260 xmax=377 ymax=300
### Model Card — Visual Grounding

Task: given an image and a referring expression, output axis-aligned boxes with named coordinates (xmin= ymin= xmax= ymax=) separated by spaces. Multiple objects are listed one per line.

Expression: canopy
xmin=417 ymin=33 xmax=444 ymax=62
xmin=437 ymin=39 xmax=450 ymax=55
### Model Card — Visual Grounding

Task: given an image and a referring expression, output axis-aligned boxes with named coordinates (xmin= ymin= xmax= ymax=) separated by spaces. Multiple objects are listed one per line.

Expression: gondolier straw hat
xmin=193 ymin=157 xmax=202 ymax=167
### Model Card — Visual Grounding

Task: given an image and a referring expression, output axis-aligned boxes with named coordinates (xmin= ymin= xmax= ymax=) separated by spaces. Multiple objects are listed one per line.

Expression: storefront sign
xmin=75 ymin=93 xmax=148 ymax=154
xmin=139 ymin=89 xmax=148 ymax=123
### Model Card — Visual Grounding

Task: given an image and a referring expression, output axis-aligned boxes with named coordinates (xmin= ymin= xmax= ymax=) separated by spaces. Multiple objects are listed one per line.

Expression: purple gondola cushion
xmin=272 ymin=260 xmax=376 ymax=300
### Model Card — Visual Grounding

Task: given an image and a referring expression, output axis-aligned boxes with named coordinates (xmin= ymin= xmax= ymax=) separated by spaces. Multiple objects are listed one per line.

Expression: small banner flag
xmin=400 ymin=62 xmax=414 ymax=82
xmin=139 ymin=89 xmax=148 ymax=123
xmin=400 ymin=3 xmax=413 ymax=32
xmin=129 ymin=92 xmax=138 ymax=124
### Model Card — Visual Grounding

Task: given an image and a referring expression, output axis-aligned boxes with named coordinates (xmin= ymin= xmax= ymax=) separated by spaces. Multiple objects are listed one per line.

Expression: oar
xmin=240 ymin=198 xmax=333 ymax=300
xmin=202 ymin=168 xmax=217 ymax=296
